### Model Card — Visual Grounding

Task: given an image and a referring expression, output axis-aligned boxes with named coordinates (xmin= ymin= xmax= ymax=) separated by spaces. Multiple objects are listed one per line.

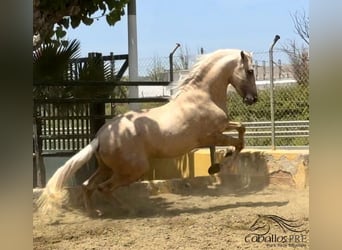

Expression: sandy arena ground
xmin=33 ymin=179 xmax=309 ymax=250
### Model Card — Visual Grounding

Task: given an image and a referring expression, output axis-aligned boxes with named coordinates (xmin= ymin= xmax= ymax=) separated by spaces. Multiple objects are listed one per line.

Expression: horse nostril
xmin=244 ymin=95 xmax=257 ymax=105
xmin=244 ymin=97 xmax=251 ymax=104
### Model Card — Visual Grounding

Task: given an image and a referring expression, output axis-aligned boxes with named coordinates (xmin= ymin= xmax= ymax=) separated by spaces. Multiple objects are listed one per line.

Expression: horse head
xmin=229 ymin=51 xmax=258 ymax=105
xmin=249 ymin=214 xmax=271 ymax=235
xmin=250 ymin=214 xmax=306 ymax=235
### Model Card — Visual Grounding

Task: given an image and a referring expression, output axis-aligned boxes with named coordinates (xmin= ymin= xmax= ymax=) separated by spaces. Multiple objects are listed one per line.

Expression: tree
xmin=291 ymin=11 xmax=309 ymax=46
xmin=33 ymin=0 xmax=130 ymax=48
xmin=147 ymin=56 xmax=167 ymax=81
xmin=33 ymin=40 xmax=113 ymax=97
xmin=33 ymin=39 xmax=81 ymax=98
xmin=282 ymin=10 xmax=309 ymax=85
xmin=174 ymin=46 xmax=190 ymax=70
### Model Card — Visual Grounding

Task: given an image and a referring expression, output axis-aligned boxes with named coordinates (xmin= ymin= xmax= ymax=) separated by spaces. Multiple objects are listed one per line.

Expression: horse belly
xmin=144 ymin=107 xmax=226 ymax=158
xmin=146 ymin=130 xmax=200 ymax=158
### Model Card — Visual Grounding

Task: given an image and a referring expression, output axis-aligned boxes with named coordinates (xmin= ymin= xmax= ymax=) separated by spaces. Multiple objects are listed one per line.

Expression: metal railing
xmin=225 ymin=120 xmax=309 ymax=148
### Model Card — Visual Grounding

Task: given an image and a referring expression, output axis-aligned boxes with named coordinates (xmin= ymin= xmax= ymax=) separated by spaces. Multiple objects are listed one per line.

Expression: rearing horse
xmin=39 ymin=49 xmax=257 ymax=214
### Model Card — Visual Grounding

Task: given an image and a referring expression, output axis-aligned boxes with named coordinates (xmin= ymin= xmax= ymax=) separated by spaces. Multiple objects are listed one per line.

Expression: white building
xmin=139 ymin=69 xmax=297 ymax=97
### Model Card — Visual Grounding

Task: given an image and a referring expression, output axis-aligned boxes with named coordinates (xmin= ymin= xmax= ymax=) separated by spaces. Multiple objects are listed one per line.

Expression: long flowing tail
xmin=38 ymin=138 xmax=99 ymax=212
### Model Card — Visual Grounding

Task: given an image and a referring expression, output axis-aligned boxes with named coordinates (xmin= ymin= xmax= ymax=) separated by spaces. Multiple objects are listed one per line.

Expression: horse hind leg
xmin=97 ymin=177 xmax=135 ymax=215
xmin=96 ymin=158 xmax=149 ymax=215
xmin=82 ymin=164 xmax=111 ymax=216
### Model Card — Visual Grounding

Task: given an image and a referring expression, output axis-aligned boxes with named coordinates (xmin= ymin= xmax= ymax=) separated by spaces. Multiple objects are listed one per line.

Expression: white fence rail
xmin=225 ymin=120 xmax=309 ymax=147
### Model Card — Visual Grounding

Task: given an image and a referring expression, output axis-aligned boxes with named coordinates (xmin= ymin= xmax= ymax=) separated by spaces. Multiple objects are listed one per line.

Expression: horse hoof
xmin=224 ymin=149 xmax=234 ymax=157
xmin=208 ymin=163 xmax=221 ymax=175
xmin=87 ymin=209 xmax=104 ymax=217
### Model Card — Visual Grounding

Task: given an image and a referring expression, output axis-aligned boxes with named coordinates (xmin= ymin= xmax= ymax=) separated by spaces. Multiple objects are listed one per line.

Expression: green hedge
xmin=227 ymin=84 xmax=309 ymax=146
xmin=227 ymin=84 xmax=309 ymax=122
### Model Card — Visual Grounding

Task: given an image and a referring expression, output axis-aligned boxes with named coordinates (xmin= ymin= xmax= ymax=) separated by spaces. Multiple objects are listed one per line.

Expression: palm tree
xmin=33 ymin=39 xmax=127 ymax=116
xmin=33 ymin=39 xmax=126 ymax=98
xmin=33 ymin=39 xmax=81 ymax=98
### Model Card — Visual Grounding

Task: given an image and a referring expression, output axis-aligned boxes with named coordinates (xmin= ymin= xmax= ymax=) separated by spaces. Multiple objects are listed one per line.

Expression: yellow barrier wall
xmin=143 ymin=149 xmax=309 ymax=189
xmin=144 ymin=149 xmax=227 ymax=180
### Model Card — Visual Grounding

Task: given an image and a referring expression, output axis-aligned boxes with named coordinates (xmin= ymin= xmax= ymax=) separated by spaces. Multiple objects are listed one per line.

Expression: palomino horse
xmin=39 ymin=49 xmax=257 ymax=215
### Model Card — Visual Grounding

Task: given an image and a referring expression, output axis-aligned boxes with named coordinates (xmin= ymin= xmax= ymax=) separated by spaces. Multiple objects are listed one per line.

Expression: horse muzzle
xmin=243 ymin=95 xmax=258 ymax=105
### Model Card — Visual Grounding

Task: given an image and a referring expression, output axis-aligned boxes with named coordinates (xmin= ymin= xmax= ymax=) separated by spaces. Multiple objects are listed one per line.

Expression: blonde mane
xmin=177 ymin=52 xmax=213 ymax=87
xmin=170 ymin=52 xmax=214 ymax=98
xmin=171 ymin=49 xmax=251 ymax=99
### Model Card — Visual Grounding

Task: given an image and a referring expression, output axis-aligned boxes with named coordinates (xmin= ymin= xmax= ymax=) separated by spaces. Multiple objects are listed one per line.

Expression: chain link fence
xmin=227 ymin=50 xmax=309 ymax=148
xmin=136 ymin=49 xmax=309 ymax=148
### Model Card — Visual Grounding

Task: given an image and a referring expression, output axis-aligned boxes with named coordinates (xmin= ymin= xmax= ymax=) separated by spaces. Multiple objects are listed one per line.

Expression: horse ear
xmin=240 ymin=51 xmax=245 ymax=60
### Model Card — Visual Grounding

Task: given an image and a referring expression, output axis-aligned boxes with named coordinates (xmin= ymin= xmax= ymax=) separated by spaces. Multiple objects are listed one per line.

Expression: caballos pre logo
xmin=245 ymin=214 xmax=309 ymax=248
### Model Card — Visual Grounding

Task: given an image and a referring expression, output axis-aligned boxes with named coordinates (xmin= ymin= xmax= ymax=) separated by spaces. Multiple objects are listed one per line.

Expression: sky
xmin=66 ymin=0 xmax=309 ymax=59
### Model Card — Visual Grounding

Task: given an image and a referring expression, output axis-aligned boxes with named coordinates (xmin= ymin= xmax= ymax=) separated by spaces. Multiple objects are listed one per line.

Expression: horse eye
xmin=247 ymin=69 xmax=254 ymax=75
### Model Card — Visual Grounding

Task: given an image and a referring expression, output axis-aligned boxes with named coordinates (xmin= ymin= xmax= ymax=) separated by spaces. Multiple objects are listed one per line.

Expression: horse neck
xmin=201 ymin=59 xmax=236 ymax=112
xmin=175 ymin=53 xmax=237 ymax=112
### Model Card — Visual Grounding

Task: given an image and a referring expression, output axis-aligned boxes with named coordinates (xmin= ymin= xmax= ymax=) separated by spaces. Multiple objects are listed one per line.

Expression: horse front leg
xmin=207 ymin=122 xmax=246 ymax=175
xmin=224 ymin=121 xmax=246 ymax=160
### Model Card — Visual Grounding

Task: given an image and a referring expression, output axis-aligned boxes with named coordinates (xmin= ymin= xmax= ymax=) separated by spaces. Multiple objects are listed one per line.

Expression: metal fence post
xmin=269 ymin=35 xmax=280 ymax=150
xmin=169 ymin=43 xmax=180 ymax=82
xmin=128 ymin=0 xmax=140 ymax=111
xmin=33 ymin=116 xmax=46 ymax=187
